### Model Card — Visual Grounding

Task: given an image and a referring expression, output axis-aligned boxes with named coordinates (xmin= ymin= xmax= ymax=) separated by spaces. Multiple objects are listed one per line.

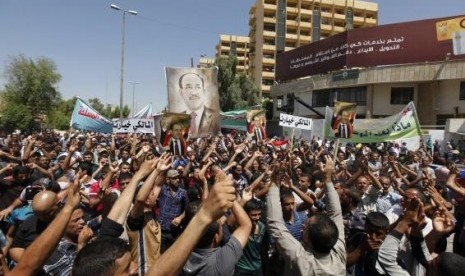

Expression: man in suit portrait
xmin=178 ymin=72 xmax=220 ymax=137
xmin=165 ymin=123 xmax=187 ymax=157
xmin=248 ymin=113 xmax=267 ymax=143
xmin=331 ymin=105 xmax=355 ymax=139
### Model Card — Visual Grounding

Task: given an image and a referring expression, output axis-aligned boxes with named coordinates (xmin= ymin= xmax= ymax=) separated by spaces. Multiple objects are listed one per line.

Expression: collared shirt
xmin=158 ymin=185 xmax=188 ymax=231
xmin=43 ymin=238 xmax=77 ymax=276
xmin=234 ymin=175 xmax=249 ymax=195
xmin=358 ymin=185 xmax=381 ymax=214
xmin=284 ymin=210 xmax=307 ymax=241
xmin=235 ymin=221 xmax=268 ymax=273
xmin=376 ymin=191 xmax=402 ymax=214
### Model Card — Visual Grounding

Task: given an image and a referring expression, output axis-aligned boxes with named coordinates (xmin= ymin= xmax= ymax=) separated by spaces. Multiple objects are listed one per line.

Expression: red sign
xmin=275 ymin=15 xmax=465 ymax=82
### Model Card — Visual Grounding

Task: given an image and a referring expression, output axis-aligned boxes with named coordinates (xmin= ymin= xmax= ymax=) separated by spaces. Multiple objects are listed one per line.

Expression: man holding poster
xmin=331 ymin=102 xmax=356 ymax=139
xmin=166 ymin=68 xmax=221 ymax=138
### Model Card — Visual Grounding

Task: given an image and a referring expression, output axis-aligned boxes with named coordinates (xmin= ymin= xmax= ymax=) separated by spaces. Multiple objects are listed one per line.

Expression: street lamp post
xmin=128 ymin=81 xmax=140 ymax=117
xmin=110 ymin=4 xmax=138 ymax=120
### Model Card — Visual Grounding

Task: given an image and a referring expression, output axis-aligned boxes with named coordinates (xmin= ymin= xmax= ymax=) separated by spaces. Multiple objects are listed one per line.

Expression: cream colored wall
xmin=371 ymin=83 xmax=418 ymax=116
xmin=437 ymin=80 xmax=463 ymax=114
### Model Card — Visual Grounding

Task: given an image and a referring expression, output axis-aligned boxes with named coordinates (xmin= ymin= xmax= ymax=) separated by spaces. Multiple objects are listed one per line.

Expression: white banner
xmin=279 ymin=113 xmax=313 ymax=130
xmin=113 ymin=119 xmax=154 ymax=134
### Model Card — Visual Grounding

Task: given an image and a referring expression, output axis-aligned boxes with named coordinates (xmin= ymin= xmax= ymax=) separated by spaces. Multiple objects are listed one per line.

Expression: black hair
xmin=437 ymin=252 xmax=465 ymax=276
xmin=346 ymin=188 xmax=362 ymax=206
xmin=78 ymin=161 xmax=94 ymax=177
xmin=72 ymin=238 xmax=130 ymax=276
xmin=118 ymin=172 xmax=133 ymax=182
xmin=187 ymin=187 xmax=200 ymax=202
xmin=244 ymin=199 xmax=262 ymax=214
xmin=12 ymin=165 xmax=30 ymax=177
xmin=307 ymin=213 xmax=339 ymax=254
xmin=185 ymin=200 xmax=201 ymax=225
xmin=365 ymin=212 xmax=390 ymax=230
xmin=280 ymin=190 xmax=295 ymax=203
xmin=197 ymin=222 xmax=220 ymax=249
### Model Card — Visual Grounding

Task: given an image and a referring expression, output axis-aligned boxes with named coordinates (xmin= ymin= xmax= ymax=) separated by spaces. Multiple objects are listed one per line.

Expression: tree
xmin=216 ymin=56 xmax=260 ymax=111
xmin=0 ymin=104 xmax=33 ymax=132
xmin=46 ymin=97 xmax=76 ymax=130
xmin=1 ymin=55 xmax=62 ymax=131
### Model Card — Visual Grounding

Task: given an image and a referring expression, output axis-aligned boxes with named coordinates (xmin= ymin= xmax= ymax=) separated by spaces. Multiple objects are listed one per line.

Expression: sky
xmin=0 ymin=0 xmax=463 ymax=114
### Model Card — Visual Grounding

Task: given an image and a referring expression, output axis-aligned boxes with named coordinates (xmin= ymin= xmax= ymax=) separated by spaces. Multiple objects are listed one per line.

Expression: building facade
xmin=271 ymin=60 xmax=465 ymax=126
xmin=248 ymin=0 xmax=378 ymax=95
xmin=270 ymin=14 xmax=465 ymax=128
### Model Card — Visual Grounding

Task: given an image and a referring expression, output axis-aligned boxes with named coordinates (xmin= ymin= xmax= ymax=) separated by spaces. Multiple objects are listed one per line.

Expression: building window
xmin=390 ymin=87 xmax=414 ymax=105
xmin=312 ymin=86 xmax=366 ymax=107
xmin=460 ymin=81 xmax=465 ymax=100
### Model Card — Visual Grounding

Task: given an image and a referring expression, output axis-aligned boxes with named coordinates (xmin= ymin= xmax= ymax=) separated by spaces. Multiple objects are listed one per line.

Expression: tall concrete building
xmin=248 ymin=0 xmax=378 ymax=95
xmin=215 ymin=34 xmax=250 ymax=74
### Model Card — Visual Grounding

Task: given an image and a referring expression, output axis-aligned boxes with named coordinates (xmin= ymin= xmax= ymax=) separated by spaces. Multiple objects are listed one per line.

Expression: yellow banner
xmin=436 ymin=16 xmax=465 ymax=41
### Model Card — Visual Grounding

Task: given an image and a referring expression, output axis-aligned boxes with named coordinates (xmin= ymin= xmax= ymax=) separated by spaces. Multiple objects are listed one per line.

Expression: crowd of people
xmin=0 ymin=127 xmax=464 ymax=275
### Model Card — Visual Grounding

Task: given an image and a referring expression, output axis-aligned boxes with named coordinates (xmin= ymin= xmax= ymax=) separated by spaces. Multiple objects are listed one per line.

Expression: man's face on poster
xmin=341 ymin=110 xmax=351 ymax=124
xmin=179 ymin=73 xmax=205 ymax=111
xmin=172 ymin=123 xmax=182 ymax=139
xmin=253 ymin=116 xmax=261 ymax=127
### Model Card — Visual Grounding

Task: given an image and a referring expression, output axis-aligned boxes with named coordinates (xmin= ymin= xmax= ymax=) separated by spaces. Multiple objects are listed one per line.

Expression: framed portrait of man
xmin=331 ymin=101 xmax=357 ymax=139
xmin=165 ymin=67 xmax=221 ymax=138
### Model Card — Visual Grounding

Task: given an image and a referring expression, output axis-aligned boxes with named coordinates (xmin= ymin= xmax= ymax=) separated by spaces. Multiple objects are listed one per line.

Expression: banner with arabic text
xmin=113 ymin=119 xmax=155 ymax=134
xmin=324 ymin=102 xmax=421 ymax=143
xmin=279 ymin=113 xmax=313 ymax=130
xmin=70 ymin=98 xmax=113 ymax=133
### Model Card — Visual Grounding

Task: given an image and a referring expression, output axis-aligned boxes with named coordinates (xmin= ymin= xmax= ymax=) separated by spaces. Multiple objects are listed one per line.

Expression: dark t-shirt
xmin=10 ymin=214 xmax=49 ymax=249
xmin=0 ymin=179 xmax=30 ymax=210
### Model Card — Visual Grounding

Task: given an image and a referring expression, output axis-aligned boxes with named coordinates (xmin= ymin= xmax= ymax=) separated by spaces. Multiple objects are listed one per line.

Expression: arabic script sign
xmin=279 ymin=113 xmax=313 ymax=130
xmin=324 ymin=102 xmax=421 ymax=143
xmin=276 ymin=15 xmax=465 ymax=82
xmin=113 ymin=119 xmax=155 ymax=134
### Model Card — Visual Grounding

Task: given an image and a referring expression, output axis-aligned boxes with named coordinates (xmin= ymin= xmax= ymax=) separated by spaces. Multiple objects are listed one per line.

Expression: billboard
xmin=276 ymin=15 xmax=465 ymax=82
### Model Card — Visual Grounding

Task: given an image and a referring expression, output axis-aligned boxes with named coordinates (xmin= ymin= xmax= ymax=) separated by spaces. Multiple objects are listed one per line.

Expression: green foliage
xmin=0 ymin=104 xmax=33 ymax=132
xmin=46 ymin=97 xmax=76 ymax=130
xmin=1 ymin=55 xmax=62 ymax=131
xmin=216 ymin=56 xmax=260 ymax=111
xmin=3 ymin=55 xmax=61 ymax=114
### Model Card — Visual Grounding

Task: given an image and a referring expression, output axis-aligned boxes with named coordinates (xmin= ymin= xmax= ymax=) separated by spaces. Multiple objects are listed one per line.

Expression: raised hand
xmin=198 ymin=174 xmax=236 ymax=222
xmin=432 ymin=207 xmax=455 ymax=234
xmin=241 ymin=187 xmax=253 ymax=203
xmin=157 ymin=153 xmax=173 ymax=171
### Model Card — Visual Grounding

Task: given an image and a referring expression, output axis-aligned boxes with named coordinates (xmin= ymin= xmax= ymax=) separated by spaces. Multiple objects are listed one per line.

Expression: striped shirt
xmin=43 ymin=238 xmax=77 ymax=276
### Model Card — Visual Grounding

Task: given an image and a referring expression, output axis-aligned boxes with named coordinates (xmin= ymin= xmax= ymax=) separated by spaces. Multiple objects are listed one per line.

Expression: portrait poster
xmin=328 ymin=101 xmax=357 ymax=139
xmin=157 ymin=112 xmax=190 ymax=147
xmin=246 ymin=109 xmax=267 ymax=142
xmin=165 ymin=67 xmax=221 ymax=138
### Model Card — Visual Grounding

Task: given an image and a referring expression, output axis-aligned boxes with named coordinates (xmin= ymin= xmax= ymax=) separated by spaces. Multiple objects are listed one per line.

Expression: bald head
xmin=32 ymin=190 xmax=58 ymax=213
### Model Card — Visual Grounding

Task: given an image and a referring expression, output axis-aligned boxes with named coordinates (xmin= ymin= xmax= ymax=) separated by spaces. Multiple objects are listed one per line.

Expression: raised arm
xmin=322 ymin=156 xmax=344 ymax=239
xmin=130 ymin=154 xmax=171 ymax=219
xmin=198 ymin=160 xmax=213 ymax=201
xmin=9 ymin=172 xmax=82 ymax=275
xmin=106 ymin=160 xmax=154 ymax=225
xmin=147 ymin=174 xmax=236 ymax=276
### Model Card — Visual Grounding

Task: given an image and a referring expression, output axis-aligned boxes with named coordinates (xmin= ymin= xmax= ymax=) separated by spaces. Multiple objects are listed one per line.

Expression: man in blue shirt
xmin=158 ymin=169 xmax=189 ymax=253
